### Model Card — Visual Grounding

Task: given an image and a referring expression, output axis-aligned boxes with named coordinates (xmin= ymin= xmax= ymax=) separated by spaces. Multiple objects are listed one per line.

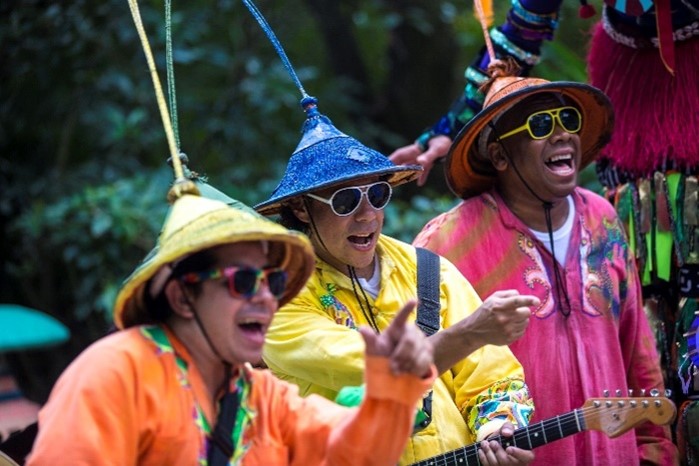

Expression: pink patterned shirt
xmin=414 ymin=188 xmax=677 ymax=466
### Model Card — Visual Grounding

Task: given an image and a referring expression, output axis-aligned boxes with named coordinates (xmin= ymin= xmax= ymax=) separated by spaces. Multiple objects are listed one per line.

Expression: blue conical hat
xmin=255 ymin=98 xmax=420 ymax=216
xmin=239 ymin=1 xmax=421 ymax=217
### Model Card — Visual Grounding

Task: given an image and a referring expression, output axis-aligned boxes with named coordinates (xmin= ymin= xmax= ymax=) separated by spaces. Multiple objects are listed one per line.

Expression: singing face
xmin=300 ymin=176 xmax=387 ymax=279
xmin=179 ymin=241 xmax=284 ymax=366
xmin=490 ymin=94 xmax=583 ymax=205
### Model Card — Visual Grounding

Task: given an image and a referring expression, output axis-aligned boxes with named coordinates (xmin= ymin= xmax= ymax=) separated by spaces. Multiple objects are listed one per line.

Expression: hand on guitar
xmin=479 ymin=422 xmax=534 ymax=465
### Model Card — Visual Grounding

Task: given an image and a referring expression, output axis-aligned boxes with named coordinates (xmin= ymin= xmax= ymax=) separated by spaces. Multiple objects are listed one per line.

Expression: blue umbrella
xmin=0 ymin=304 xmax=70 ymax=353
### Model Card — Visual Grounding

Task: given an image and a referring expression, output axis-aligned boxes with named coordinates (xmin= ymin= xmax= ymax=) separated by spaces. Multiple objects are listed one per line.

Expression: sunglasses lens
xmin=559 ymin=108 xmax=581 ymax=132
xmin=367 ymin=183 xmax=391 ymax=209
xmin=331 ymin=188 xmax=362 ymax=215
xmin=528 ymin=113 xmax=554 ymax=138
xmin=267 ymin=270 xmax=288 ymax=298
xmin=232 ymin=269 xmax=259 ymax=297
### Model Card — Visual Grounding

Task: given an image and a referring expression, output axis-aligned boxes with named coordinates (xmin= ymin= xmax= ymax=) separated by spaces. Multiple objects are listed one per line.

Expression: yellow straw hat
xmin=445 ymin=72 xmax=614 ymax=199
xmin=113 ymin=194 xmax=315 ymax=329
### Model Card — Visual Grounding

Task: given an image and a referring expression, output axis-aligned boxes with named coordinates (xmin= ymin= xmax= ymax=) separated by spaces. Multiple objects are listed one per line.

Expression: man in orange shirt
xmin=26 ymin=189 xmax=436 ymax=466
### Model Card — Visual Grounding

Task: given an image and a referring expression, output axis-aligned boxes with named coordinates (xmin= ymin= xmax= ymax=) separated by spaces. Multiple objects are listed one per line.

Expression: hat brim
xmin=114 ymin=196 xmax=315 ymax=329
xmin=446 ymin=81 xmax=614 ymax=199
xmin=255 ymin=165 xmax=420 ymax=216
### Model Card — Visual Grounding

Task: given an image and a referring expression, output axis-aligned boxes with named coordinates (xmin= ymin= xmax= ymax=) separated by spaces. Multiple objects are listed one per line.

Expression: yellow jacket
xmin=264 ymin=235 xmax=532 ymax=465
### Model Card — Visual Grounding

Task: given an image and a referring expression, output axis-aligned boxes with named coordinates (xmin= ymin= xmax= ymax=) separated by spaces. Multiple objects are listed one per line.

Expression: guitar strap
xmin=416 ymin=247 xmax=441 ymax=336
xmin=415 ymin=247 xmax=441 ymax=431
xmin=208 ymin=389 xmax=239 ymax=466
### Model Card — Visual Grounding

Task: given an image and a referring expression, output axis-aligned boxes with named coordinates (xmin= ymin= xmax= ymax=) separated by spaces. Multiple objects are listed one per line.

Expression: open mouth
xmin=238 ymin=318 xmax=267 ymax=335
xmin=545 ymin=154 xmax=574 ymax=174
xmin=348 ymin=232 xmax=375 ymax=246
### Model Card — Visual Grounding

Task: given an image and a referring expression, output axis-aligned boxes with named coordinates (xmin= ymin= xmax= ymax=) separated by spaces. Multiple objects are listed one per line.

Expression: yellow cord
xmin=126 ymin=0 xmax=198 ymax=201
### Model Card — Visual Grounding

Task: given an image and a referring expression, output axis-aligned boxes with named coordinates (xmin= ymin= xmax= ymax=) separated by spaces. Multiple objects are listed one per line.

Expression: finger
xmin=359 ymin=326 xmax=379 ymax=355
xmin=389 ymin=145 xmax=420 ymax=164
xmin=389 ymin=337 xmax=415 ymax=374
xmin=417 ymin=169 xmax=430 ymax=186
xmin=391 ymin=332 xmax=434 ymax=377
xmin=508 ymin=447 xmax=535 ymax=462
xmin=417 ymin=149 xmax=443 ymax=167
xmin=478 ymin=441 xmax=497 ymax=466
xmin=487 ymin=289 xmax=520 ymax=299
xmin=500 ymin=422 xmax=515 ymax=437
xmin=504 ymin=295 xmax=540 ymax=310
xmin=386 ymin=299 xmax=417 ymax=336
xmin=489 ymin=294 xmax=539 ymax=312
xmin=417 ymin=160 xmax=434 ymax=187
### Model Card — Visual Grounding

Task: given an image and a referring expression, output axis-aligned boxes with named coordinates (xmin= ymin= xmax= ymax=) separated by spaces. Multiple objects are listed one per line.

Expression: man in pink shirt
xmin=414 ymin=62 xmax=677 ymax=465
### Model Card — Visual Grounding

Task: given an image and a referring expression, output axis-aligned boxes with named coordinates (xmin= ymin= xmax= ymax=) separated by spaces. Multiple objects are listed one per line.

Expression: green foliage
xmin=383 ymin=193 xmax=459 ymax=243
xmin=1 ymin=0 xmax=600 ymax=363
xmin=7 ymin=168 xmax=172 ymax=323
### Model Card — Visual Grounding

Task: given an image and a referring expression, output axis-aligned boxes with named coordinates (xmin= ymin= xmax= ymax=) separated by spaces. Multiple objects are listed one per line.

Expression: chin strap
xmin=183 ymin=292 xmax=234 ymax=369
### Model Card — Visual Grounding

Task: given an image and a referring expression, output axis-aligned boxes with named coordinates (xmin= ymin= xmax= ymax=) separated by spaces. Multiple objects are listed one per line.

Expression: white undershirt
xmin=357 ymin=258 xmax=381 ymax=299
xmin=529 ymin=196 xmax=575 ymax=265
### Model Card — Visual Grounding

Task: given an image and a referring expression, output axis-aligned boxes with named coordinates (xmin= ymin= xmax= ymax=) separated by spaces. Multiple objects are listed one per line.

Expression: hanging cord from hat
xmin=163 ymin=0 xmax=200 ymax=181
xmin=474 ymin=0 xmax=497 ymax=65
xmin=178 ymin=290 xmax=236 ymax=370
xmin=241 ymin=0 xmax=324 ymax=121
xmin=125 ymin=0 xmax=198 ymax=203
xmin=474 ymin=0 xmax=571 ymax=317
xmin=489 ymin=122 xmax=573 ymax=317
xmin=164 ymin=0 xmax=181 ymax=152
xmin=241 ymin=0 xmax=310 ymax=100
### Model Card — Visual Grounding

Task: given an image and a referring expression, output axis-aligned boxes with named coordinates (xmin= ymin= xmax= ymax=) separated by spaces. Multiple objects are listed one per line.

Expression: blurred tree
xmin=0 ymin=0 xmax=591 ymax=401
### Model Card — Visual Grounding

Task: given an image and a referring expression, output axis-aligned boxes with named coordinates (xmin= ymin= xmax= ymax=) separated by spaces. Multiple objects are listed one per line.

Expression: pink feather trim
xmin=587 ymin=22 xmax=699 ymax=175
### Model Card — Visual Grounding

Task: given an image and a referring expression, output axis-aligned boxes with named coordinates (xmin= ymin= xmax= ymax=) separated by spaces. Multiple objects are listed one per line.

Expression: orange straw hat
xmin=445 ymin=62 xmax=615 ymax=200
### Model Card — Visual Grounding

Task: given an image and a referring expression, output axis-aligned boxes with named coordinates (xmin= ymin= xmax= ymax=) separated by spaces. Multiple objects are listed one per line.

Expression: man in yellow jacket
xmin=256 ymin=97 xmax=540 ymax=465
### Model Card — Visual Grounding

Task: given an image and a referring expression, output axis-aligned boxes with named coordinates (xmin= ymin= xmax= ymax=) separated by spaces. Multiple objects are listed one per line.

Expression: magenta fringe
xmin=587 ymin=23 xmax=699 ymax=175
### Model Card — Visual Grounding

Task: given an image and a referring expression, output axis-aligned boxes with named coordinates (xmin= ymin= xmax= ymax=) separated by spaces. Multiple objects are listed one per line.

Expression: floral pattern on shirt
xmin=320 ymin=283 xmax=357 ymax=329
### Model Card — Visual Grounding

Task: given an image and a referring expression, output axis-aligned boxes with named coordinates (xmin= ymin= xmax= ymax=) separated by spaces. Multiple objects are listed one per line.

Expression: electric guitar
xmin=410 ymin=396 xmax=676 ymax=466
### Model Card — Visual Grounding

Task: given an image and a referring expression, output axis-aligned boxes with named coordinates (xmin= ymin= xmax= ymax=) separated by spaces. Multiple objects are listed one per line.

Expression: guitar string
xmin=411 ymin=401 xmax=668 ymax=466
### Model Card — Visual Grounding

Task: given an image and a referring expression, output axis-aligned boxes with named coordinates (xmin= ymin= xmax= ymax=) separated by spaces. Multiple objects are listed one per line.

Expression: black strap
xmin=414 ymin=247 xmax=441 ymax=432
xmin=207 ymin=390 xmax=239 ymax=466
xmin=416 ymin=247 xmax=441 ymax=336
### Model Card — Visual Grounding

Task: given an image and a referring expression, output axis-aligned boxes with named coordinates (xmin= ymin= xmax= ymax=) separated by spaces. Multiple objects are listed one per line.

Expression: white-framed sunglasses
xmin=306 ymin=181 xmax=392 ymax=217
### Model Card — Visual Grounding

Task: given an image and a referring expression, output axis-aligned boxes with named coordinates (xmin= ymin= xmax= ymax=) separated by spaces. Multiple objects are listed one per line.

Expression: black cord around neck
xmin=491 ymin=123 xmax=572 ymax=317
xmin=542 ymin=203 xmax=572 ymax=317
xmin=348 ymin=265 xmax=380 ymax=332
xmin=303 ymin=198 xmax=381 ymax=331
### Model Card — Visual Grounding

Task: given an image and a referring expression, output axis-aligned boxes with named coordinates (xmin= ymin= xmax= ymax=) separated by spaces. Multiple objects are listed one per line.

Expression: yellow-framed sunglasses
xmin=498 ymin=106 xmax=582 ymax=140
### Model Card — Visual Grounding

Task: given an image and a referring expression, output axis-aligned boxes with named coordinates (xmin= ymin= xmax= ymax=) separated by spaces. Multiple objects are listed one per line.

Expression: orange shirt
xmin=27 ymin=326 xmax=434 ymax=465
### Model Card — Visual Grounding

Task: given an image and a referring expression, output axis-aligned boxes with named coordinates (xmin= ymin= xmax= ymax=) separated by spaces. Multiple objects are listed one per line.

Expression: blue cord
xmin=240 ymin=0 xmax=315 ymax=108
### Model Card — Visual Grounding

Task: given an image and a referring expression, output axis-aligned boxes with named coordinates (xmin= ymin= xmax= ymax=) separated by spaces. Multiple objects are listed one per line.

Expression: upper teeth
xmin=548 ymin=154 xmax=571 ymax=163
